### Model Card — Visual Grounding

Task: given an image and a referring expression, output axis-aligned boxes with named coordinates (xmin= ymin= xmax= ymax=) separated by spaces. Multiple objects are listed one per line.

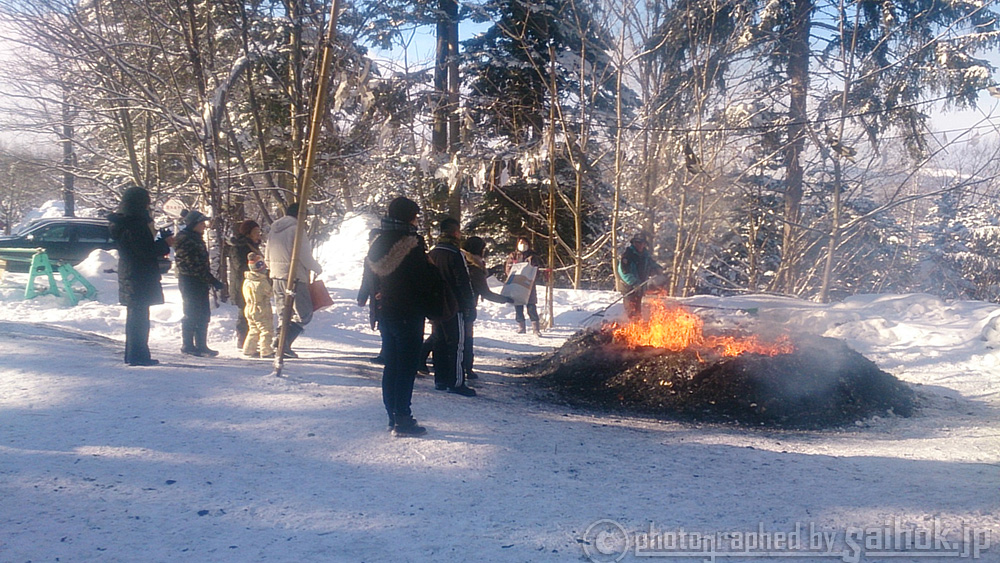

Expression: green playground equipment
xmin=0 ymin=247 xmax=97 ymax=305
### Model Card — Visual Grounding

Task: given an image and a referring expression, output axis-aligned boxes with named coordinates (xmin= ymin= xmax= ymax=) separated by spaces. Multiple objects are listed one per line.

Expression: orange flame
xmin=612 ymin=301 xmax=793 ymax=357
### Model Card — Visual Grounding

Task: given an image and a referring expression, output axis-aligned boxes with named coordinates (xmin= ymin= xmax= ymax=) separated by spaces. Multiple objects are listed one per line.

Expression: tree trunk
xmin=285 ymin=0 xmax=305 ymax=192
xmin=779 ymin=0 xmax=812 ymax=294
xmin=546 ymin=43 xmax=558 ymax=327
xmin=446 ymin=0 xmax=461 ymax=220
xmin=432 ymin=0 xmax=449 ymax=154
xmin=61 ymin=92 xmax=75 ymax=218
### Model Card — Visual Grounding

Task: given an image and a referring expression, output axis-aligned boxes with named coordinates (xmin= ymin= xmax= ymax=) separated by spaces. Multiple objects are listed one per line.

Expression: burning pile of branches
xmin=529 ymin=304 xmax=915 ymax=429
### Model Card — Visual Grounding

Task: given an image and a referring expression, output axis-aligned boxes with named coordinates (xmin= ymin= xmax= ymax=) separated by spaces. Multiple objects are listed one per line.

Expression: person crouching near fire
xmin=617 ymin=232 xmax=663 ymax=321
xmin=242 ymin=252 xmax=275 ymax=358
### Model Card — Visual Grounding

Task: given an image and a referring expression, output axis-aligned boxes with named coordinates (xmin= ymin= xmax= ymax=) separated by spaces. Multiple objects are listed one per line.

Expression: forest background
xmin=2 ymin=0 xmax=1000 ymax=321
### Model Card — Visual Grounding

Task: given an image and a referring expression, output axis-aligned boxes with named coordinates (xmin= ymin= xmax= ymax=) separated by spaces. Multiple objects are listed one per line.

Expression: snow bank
xmin=314 ymin=212 xmax=379 ymax=291
xmin=74 ymin=249 xmax=121 ymax=304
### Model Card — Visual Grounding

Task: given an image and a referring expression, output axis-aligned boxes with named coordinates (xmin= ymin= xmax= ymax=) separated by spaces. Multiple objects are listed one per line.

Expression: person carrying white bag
xmin=503 ymin=236 xmax=542 ymax=334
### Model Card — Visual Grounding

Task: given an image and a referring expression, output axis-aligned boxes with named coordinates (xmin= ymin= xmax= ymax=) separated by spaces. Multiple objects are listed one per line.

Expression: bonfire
xmin=530 ymin=299 xmax=916 ymax=429
xmin=611 ymin=300 xmax=794 ymax=358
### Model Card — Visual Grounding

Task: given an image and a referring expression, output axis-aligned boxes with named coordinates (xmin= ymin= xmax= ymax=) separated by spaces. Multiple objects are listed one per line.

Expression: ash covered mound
xmin=529 ymin=329 xmax=916 ymax=429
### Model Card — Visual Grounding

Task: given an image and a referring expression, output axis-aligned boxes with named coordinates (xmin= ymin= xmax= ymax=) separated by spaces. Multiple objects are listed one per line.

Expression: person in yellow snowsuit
xmin=242 ymin=252 xmax=275 ymax=358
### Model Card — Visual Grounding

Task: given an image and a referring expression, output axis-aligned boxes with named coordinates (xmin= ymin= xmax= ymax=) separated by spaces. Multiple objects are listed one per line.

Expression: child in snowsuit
xmin=242 ymin=252 xmax=275 ymax=358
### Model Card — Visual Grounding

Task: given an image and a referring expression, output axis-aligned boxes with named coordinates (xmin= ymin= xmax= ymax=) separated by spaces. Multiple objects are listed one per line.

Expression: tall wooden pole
xmin=272 ymin=0 xmax=342 ymax=377
xmin=546 ymin=43 xmax=557 ymax=328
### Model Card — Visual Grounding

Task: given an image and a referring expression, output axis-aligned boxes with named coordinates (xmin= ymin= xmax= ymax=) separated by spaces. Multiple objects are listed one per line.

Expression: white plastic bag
xmin=501 ymin=261 xmax=538 ymax=305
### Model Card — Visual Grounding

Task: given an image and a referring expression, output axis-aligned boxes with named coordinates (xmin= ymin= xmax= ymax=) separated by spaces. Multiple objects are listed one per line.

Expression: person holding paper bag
xmin=265 ymin=202 xmax=322 ymax=358
xmin=504 ymin=236 xmax=542 ymax=334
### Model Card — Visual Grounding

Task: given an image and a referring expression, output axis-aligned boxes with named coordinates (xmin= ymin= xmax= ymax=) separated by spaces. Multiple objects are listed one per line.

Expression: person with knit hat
xmin=174 ymin=209 xmax=224 ymax=356
xmin=242 ymin=252 xmax=275 ymax=358
xmin=265 ymin=202 xmax=323 ymax=358
xmin=226 ymin=219 xmax=263 ymax=348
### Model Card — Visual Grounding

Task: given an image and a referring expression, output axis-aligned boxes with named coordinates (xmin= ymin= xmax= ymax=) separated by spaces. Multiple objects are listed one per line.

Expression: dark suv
xmin=0 ymin=217 xmax=174 ymax=274
xmin=0 ymin=217 xmax=118 ymax=271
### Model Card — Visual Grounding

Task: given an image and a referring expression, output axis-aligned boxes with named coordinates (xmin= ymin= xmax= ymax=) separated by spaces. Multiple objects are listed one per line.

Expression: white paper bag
xmin=501 ymin=261 xmax=538 ymax=305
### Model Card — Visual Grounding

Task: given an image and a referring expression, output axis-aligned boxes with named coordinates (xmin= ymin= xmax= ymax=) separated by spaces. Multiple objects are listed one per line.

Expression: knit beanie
xmin=184 ymin=209 xmax=209 ymax=228
xmin=387 ymin=197 xmax=420 ymax=223
xmin=247 ymin=252 xmax=266 ymax=273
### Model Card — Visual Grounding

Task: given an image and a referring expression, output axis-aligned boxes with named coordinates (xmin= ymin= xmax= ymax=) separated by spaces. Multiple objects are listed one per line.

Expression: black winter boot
xmin=391 ymin=416 xmax=427 ymax=437
xmin=195 ymin=324 xmax=219 ymax=357
xmin=181 ymin=322 xmax=199 ymax=356
xmin=278 ymin=323 xmax=303 ymax=358
xmin=532 ymin=320 xmax=541 ymax=335
xmin=516 ymin=321 xmax=526 ymax=334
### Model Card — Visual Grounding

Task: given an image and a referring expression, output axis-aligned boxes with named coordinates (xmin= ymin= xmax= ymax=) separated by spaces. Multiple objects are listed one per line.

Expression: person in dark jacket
xmin=107 ymin=186 xmax=174 ymax=366
xmin=357 ymin=228 xmax=384 ymax=364
xmin=461 ymin=236 xmax=513 ymax=380
xmin=226 ymin=219 xmax=262 ymax=349
xmin=617 ymin=231 xmax=662 ymax=321
xmin=428 ymin=217 xmax=477 ymax=397
xmin=364 ymin=197 xmax=439 ymax=437
xmin=505 ymin=236 xmax=542 ymax=334
xmin=174 ymin=209 xmax=224 ymax=357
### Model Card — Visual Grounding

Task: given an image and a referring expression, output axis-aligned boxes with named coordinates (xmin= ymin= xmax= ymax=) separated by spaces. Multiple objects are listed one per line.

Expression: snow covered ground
xmin=1 ymin=213 xmax=998 ymax=562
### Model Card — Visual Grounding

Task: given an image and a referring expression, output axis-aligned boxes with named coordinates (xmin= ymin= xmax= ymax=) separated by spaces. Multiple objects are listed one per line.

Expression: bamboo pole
xmin=272 ymin=0 xmax=342 ymax=377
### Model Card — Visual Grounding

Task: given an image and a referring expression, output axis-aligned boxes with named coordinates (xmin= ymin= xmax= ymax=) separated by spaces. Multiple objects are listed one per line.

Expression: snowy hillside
xmin=0 ymin=213 xmax=998 ymax=562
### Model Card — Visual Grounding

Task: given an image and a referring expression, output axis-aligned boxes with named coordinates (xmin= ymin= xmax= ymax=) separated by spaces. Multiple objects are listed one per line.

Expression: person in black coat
xmin=364 ymin=197 xmax=439 ymax=437
xmin=107 ymin=186 xmax=174 ymax=366
xmin=226 ymin=219 xmax=262 ymax=348
xmin=357 ymin=228 xmax=385 ymax=363
xmin=174 ymin=210 xmax=224 ymax=357
xmin=428 ymin=217 xmax=477 ymax=397
xmin=461 ymin=236 xmax=513 ymax=380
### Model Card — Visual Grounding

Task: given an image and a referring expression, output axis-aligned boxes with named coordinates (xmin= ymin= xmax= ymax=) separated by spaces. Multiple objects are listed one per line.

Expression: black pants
xmin=624 ymin=288 xmax=644 ymax=321
xmin=462 ymin=309 xmax=477 ymax=375
xmin=380 ymin=315 xmax=424 ymax=426
xmin=124 ymin=305 xmax=151 ymax=364
xmin=514 ymin=303 xmax=539 ymax=323
xmin=179 ymin=275 xmax=211 ymax=344
xmin=432 ymin=312 xmax=465 ymax=389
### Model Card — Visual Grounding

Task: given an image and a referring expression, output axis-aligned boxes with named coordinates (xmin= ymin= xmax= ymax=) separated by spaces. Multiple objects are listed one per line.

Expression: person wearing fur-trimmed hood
xmin=461 ymin=236 xmax=513 ymax=380
xmin=363 ymin=197 xmax=439 ymax=437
